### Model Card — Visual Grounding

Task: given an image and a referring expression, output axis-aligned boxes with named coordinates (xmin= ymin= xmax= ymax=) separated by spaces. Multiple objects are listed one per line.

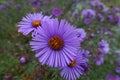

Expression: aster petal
xmin=46 ymin=50 xmax=55 ymax=66
xmin=62 ymin=48 xmax=75 ymax=61
xmin=71 ymin=69 xmax=76 ymax=80
xmin=18 ymin=27 xmax=34 ymax=35
xmin=64 ymin=45 xmax=78 ymax=55
xmin=35 ymin=47 xmax=48 ymax=58
xmin=61 ymin=50 xmax=71 ymax=64
xmin=30 ymin=42 xmax=47 ymax=51
xmin=39 ymin=48 xmax=51 ymax=65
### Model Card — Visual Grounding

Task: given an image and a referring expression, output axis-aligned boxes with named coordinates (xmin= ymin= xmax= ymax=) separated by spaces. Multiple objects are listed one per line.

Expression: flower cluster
xmin=18 ymin=12 xmax=89 ymax=80
xmin=94 ymin=40 xmax=110 ymax=66
xmin=74 ymin=0 xmax=120 ymax=26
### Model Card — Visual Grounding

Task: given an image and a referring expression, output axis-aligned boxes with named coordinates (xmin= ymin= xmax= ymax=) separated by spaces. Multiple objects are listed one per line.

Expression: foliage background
xmin=0 ymin=0 xmax=120 ymax=80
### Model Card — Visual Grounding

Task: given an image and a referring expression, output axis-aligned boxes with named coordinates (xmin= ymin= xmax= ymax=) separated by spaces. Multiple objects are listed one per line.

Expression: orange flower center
xmin=32 ymin=20 xmax=41 ymax=27
xmin=69 ymin=60 xmax=76 ymax=67
xmin=48 ymin=36 xmax=64 ymax=50
xmin=55 ymin=10 xmax=59 ymax=14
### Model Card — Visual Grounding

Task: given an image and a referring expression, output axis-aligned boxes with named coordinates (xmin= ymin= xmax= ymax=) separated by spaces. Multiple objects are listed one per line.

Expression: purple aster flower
xmin=60 ymin=51 xmax=88 ymax=80
xmin=18 ymin=13 xmax=51 ymax=35
xmin=97 ymin=13 xmax=104 ymax=22
xmin=75 ymin=28 xmax=86 ymax=42
xmin=102 ymin=8 xmax=109 ymax=14
xmin=20 ymin=56 xmax=26 ymax=64
xmin=80 ymin=49 xmax=90 ymax=58
xmin=107 ymin=15 xmax=120 ymax=24
xmin=116 ymin=67 xmax=120 ymax=73
xmin=115 ymin=16 xmax=120 ymax=24
xmin=90 ymin=0 xmax=104 ymax=10
xmin=84 ymin=18 xmax=91 ymax=25
xmin=114 ymin=7 xmax=120 ymax=12
xmin=106 ymin=74 xmax=120 ymax=80
xmin=81 ymin=9 xmax=96 ymax=19
xmin=94 ymin=54 xmax=104 ymax=66
xmin=52 ymin=7 xmax=62 ymax=17
xmin=98 ymin=40 xmax=110 ymax=54
xmin=80 ymin=63 xmax=89 ymax=73
xmin=30 ymin=19 xmax=80 ymax=67
xmin=107 ymin=15 xmax=114 ymax=21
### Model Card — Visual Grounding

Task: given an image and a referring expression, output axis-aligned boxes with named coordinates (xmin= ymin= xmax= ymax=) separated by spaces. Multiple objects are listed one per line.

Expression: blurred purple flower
xmin=94 ymin=54 xmax=104 ymax=66
xmin=72 ymin=10 xmax=78 ymax=17
xmin=75 ymin=28 xmax=86 ymax=42
xmin=114 ymin=7 xmax=120 ymax=12
xmin=90 ymin=0 xmax=104 ymax=10
xmin=116 ymin=67 xmax=120 ymax=73
xmin=102 ymin=8 xmax=109 ymax=14
xmin=105 ymin=28 xmax=113 ymax=36
xmin=74 ymin=0 xmax=78 ymax=3
xmin=20 ymin=57 xmax=26 ymax=64
xmin=18 ymin=12 xmax=51 ymax=35
xmin=106 ymin=74 xmax=120 ymax=80
xmin=107 ymin=15 xmax=114 ymax=21
xmin=0 ymin=4 xmax=6 ymax=10
xmin=52 ymin=7 xmax=62 ymax=17
xmin=115 ymin=58 xmax=120 ymax=66
xmin=80 ymin=49 xmax=90 ymax=58
xmin=31 ymin=0 xmax=40 ymax=9
xmin=30 ymin=19 xmax=80 ymax=67
xmin=98 ymin=28 xmax=104 ymax=35
xmin=90 ymin=33 xmax=95 ymax=38
xmin=98 ymin=40 xmax=110 ymax=54
xmin=15 ymin=4 xmax=21 ymax=10
xmin=114 ymin=16 xmax=120 ymax=24
xmin=80 ymin=63 xmax=89 ymax=73
xmin=60 ymin=51 xmax=88 ymax=80
xmin=35 ymin=2 xmax=40 ymax=9
xmin=81 ymin=9 xmax=96 ymax=19
xmin=107 ymin=15 xmax=120 ymax=24
xmin=97 ymin=13 xmax=104 ymax=22
xmin=84 ymin=18 xmax=91 ymax=25
xmin=31 ymin=0 xmax=37 ymax=3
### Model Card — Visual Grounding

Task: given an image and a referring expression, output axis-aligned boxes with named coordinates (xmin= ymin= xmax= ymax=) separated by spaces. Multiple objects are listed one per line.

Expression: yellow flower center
xmin=69 ymin=60 xmax=76 ymax=67
xmin=48 ymin=36 xmax=64 ymax=50
xmin=32 ymin=20 xmax=41 ymax=27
